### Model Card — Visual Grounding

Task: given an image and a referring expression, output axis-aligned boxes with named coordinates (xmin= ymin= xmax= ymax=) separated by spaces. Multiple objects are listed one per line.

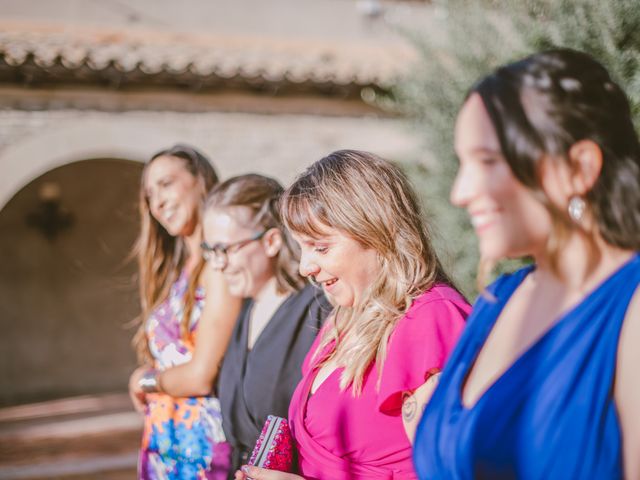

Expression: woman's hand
xmin=156 ymin=268 xmax=242 ymax=397
xmin=128 ymin=366 xmax=149 ymax=413
xmin=234 ymin=466 xmax=304 ymax=480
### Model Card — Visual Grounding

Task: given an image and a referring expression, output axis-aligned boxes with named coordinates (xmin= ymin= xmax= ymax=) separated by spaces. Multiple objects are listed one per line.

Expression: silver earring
xmin=568 ymin=195 xmax=586 ymax=223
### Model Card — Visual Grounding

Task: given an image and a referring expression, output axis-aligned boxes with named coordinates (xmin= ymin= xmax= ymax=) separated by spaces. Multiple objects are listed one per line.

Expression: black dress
xmin=217 ymin=283 xmax=331 ymax=473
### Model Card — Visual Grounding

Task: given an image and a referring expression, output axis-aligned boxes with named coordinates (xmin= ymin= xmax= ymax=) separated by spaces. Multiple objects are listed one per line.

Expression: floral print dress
xmin=139 ymin=271 xmax=231 ymax=479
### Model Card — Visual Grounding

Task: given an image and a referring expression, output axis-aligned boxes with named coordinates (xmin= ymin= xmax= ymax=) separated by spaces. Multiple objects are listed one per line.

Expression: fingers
xmin=240 ymin=465 xmax=269 ymax=479
xmin=128 ymin=389 xmax=146 ymax=413
xmin=128 ymin=367 xmax=149 ymax=413
xmin=134 ymin=397 xmax=146 ymax=413
xmin=238 ymin=466 xmax=301 ymax=480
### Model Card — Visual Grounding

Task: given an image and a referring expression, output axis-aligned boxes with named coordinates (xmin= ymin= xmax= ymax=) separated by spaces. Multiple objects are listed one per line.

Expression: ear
xmin=567 ymin=140 xmax=603 ymax=195
xmin=262 ymin=228 xmax=283 ymax=258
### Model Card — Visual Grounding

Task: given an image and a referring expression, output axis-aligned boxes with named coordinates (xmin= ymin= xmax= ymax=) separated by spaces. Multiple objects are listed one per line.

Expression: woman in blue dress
xmin=414 ymin=49 xmax=640 ymax=479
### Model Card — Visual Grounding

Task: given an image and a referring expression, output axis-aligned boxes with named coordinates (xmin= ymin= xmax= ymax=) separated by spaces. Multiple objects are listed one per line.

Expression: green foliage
xmin=392 ymin=0 xmax=640 ymax=298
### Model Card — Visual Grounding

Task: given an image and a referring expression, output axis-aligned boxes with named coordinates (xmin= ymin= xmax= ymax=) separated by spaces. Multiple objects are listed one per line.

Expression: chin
xmin=160 ymin=221 xmax=183 ymax=237
xmin=479 ymin=243 xmax=509 ymax=263
xmin=227 ymin=285 xmax=245 ymax=298
xmin=331 ymin=294 xmax=354 ymax=308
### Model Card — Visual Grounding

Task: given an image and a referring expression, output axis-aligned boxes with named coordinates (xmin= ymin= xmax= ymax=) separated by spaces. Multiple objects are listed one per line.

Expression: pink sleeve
xmin=377 ymin=290 xmax=469 ymax=415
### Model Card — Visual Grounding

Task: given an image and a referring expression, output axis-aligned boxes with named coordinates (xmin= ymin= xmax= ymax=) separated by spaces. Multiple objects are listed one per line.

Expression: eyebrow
xmin=146 ymin=174 xmax=173 ymax=191
xmin=295 ymin=233 xmax=333 ymax=244
xmin=469 ymin=146 xmax=502 ymax=155
xmin=455 ymin=146 xmax=503 ymax=158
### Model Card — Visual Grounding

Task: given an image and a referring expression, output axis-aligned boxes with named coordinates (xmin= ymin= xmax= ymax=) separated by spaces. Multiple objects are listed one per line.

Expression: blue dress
xmin=414 ymin=254 xmax=640 ymax=479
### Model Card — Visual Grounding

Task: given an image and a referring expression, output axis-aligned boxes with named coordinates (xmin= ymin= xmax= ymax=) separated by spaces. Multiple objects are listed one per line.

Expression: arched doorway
xmin=0 ymin=159 xmax=142 ymax=406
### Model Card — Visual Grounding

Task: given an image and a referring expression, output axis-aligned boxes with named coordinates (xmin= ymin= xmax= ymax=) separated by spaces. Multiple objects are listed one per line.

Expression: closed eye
xmin=479 ymin=156 xmax=499 ymax=166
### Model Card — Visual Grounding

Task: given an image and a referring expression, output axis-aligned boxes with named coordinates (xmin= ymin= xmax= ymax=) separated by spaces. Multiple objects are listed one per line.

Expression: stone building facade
xmin=0 ymin=0 xmax=427 ymax=405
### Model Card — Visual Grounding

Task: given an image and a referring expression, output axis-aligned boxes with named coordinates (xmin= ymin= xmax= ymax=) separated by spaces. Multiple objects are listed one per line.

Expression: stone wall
xmin=0 ymin=159 xmax=141 ymax=405
xmin=0 ymin=107 xmax=419 ymax=405
xmin=0 ymin=108 xmax=418 ymax=208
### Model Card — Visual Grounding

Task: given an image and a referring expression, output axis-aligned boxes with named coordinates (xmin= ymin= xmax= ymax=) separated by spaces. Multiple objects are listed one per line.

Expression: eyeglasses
xmin=201 ymin=230 xmax=266 ymax=266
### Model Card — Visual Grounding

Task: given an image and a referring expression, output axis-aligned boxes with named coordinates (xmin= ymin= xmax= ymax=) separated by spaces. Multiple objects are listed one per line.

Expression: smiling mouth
xmin=162 ymin=207 xmax=177 ymax=223
xmin=469 ymin=211 xmax=498 ymax=230
xmin=322 ymin=278 xmax=338 ymax=288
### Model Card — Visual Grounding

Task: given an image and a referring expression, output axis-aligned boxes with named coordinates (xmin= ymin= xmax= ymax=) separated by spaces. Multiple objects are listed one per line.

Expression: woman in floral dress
xmin=128 ymin=145 xmax=241 ymax=479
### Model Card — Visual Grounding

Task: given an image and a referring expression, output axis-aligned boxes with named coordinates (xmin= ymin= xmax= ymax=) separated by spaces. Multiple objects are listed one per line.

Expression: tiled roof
xmin=0 ymin=23 xmax=416 ymax=95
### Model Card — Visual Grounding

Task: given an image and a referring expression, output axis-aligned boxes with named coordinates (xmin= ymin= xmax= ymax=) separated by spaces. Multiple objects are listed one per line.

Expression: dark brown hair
xmin=469 ymin=49 xmax=640 ymax=275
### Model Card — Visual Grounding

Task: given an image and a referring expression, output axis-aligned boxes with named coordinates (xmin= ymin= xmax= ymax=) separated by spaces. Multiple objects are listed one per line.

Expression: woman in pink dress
xmin=237 ymin=150 xmax=471 ymax=480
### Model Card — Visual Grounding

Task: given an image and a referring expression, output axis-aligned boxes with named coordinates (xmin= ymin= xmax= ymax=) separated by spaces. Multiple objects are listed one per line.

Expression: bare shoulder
xmin=619 ymin=283 xmax=640 ymax=351
xmin=612 ymin=251 xmax=640 ymax=361
xmin=615 ymin=282 xmax=640 ymax=478
xmin=617 ymin=284 xmax=640 ymax=385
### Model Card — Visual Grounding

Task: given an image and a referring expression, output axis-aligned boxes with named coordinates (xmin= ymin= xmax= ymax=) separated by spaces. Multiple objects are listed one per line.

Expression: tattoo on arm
xmin=402 ymin=392 xmax=418 ymax=422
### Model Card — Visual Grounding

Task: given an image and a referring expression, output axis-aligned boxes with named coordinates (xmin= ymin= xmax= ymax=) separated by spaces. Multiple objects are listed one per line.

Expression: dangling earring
xmin=568 ymin=195 xmax=586 ymax=223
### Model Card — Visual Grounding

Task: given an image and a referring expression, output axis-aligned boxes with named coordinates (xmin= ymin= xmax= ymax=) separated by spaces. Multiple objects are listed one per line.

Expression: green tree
xmin=392 ymin=0 xmax=640 ymax=298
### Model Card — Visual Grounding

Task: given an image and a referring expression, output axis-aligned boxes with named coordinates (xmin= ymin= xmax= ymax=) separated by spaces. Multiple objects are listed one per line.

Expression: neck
xmin=532 ymin=231 xmax=633 ymax=291
xmin=182 ymin=224 xmax=203 ymax=274
xmin=253 ymin=276 xmax=285 ymax=304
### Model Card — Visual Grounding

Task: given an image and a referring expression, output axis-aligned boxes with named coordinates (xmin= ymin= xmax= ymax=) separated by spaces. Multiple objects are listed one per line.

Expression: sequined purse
xmin=248 ymin=415 xmax=294 ymax=472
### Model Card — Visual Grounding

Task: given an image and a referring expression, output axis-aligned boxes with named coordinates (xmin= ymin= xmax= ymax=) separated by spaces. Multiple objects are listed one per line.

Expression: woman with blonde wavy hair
xmin=128 ymin=144 xmax=241 ymax=479
xmin=236 ymin=150 xmax=470 ymax=480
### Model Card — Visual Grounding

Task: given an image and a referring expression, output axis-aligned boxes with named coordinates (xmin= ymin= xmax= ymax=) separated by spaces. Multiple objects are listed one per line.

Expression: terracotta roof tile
xmin=0 ymin=23 xmax=416 ymax=95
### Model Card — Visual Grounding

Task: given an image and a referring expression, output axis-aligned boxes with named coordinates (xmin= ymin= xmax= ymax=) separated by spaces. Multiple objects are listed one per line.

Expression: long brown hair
xmin=204 ymin=174 xmax=306 ymax=295
xmin=132 ymin=144 xmax=218 ymax=364
xmin=281 ymin=150 xmax=454 ymax=395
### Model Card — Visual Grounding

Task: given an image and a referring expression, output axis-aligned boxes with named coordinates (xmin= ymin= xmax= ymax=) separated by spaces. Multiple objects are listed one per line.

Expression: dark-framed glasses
xmin=201 ymin=230 xmax=266 ymax=265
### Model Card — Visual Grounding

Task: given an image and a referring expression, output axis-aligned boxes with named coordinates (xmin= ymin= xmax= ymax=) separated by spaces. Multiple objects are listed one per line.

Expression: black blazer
xmin=218 ymin=283 xmax=331 ymax=457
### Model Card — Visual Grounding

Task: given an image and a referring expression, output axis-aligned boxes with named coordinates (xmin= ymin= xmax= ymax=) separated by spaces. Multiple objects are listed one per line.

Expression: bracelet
xmin=138 ymin=368 xmax=161 ymax=393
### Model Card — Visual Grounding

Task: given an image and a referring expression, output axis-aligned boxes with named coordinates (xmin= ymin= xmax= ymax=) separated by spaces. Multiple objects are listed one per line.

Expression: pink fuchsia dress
xmin=139 ymin=271 xmax=231 ymax=479
xmin=288 ymin=284 xmax=470 ymax=480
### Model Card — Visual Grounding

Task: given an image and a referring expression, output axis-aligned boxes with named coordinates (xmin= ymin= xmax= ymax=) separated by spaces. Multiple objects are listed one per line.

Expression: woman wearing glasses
xmin=201 ymin=174 xmax=331 ymax=475
xmin=128 ymin=144 xmax=242 ymax=479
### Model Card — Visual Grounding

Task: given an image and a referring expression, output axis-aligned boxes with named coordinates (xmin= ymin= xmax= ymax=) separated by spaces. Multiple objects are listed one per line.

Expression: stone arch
xmin=0 ymin=119 xmax=179 ymax=210
xmin=0 ymin=158 xmax=144 ymax=405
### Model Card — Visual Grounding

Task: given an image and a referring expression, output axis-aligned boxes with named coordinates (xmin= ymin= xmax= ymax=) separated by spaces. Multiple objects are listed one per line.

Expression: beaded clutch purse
xmin=248 ymin=415 xmax=294 ymax=472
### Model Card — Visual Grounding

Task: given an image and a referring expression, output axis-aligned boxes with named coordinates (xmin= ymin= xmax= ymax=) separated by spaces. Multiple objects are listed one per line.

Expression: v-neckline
xmin=458 ymin=253 xmax=639 ymax=411
xmin=309 ymin=360 xmax=341 ymax=396
xmin=244 ymin=291 xmax=294 ymax=353
xmin=305 ymin=337 xmax=339 ymax=400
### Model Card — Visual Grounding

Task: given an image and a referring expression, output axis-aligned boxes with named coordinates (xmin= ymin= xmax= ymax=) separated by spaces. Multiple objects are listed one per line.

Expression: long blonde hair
xmin=132 ymin=144 xmax=219 ymax=364
xmin=281 ymin=150 xmax=454 ymax=395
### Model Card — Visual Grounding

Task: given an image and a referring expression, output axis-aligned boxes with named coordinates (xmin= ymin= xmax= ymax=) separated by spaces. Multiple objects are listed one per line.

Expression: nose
xmin=298 ymin=251 xmax=319 ymax=278
xmin=449 ymin=164 xmax=474 ymax=208
xmin=149 ymin=190 xmax=167 ymax=214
